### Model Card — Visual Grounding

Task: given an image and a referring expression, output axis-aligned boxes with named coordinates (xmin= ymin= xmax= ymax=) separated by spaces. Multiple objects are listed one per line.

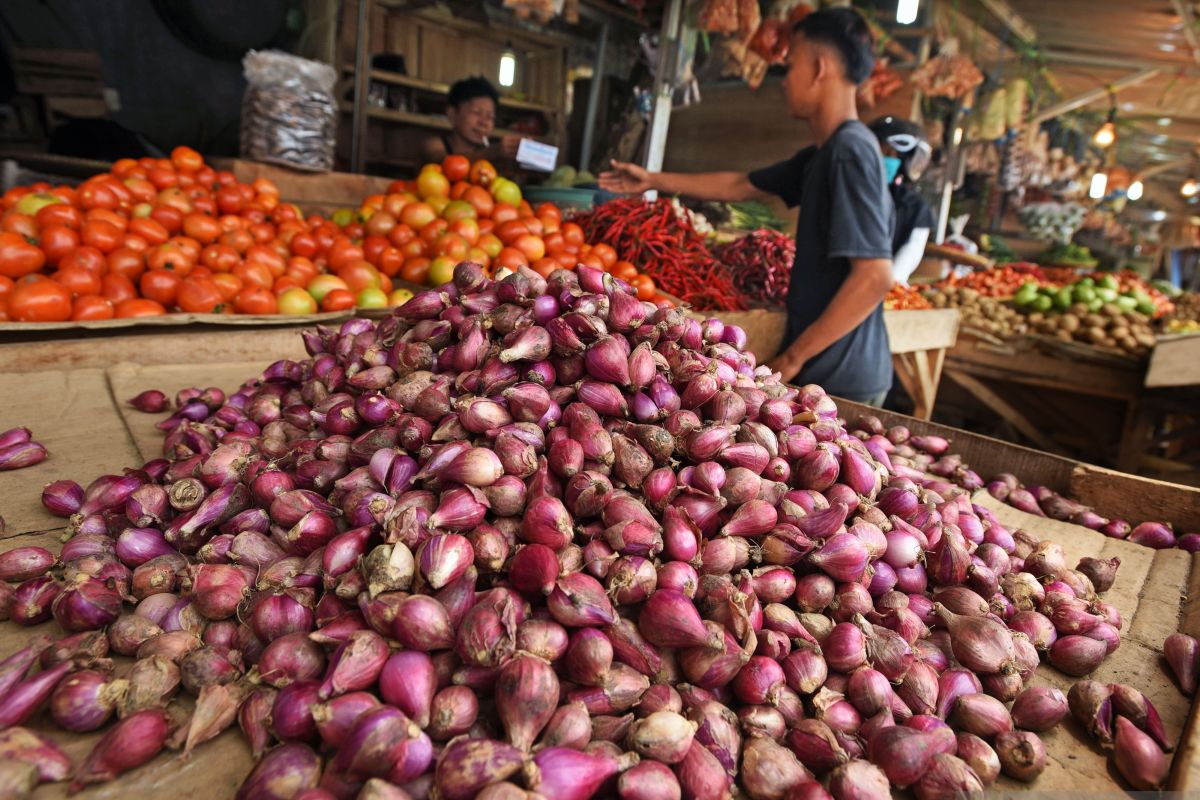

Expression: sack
xmin=240 ymin=50 xmax=337 ymax=172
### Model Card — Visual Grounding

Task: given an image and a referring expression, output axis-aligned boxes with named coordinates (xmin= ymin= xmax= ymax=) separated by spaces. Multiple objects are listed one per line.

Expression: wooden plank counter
xmin=0 ymin=327 xmax=1196 ymax=796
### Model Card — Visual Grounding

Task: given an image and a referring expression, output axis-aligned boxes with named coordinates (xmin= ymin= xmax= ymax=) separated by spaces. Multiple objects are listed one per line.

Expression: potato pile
xmin=1021 ymin=302 xmax=1157 ymax=355
xmin=926 ymin=286 xmax=1029 ymax=338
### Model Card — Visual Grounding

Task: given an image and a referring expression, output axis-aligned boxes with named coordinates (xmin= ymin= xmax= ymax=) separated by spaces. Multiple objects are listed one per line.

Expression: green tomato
xmin=1073 ymin=285 xmax=1096 ymax=304
xmin=1032 ymin=295 xmax=1053 ymax=313
xmin=14 ymin=192 xmax=64 ymax=217
xmin=1054 ymin=288 xmax=1073 ymax=311
xmin=356 ymin=287 xmax=389 ymax=309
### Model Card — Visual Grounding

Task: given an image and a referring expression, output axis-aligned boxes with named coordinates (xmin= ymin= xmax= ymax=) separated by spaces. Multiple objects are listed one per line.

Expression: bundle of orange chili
xmin=713 ymin=230 xmax=794 ymax=308
xmin=573 ymin=198 xmax=747 ymax=311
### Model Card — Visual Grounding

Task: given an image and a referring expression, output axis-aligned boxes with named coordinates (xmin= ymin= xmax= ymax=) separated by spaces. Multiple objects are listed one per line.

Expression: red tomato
xmin=114 ymin=298 xmax=166 ymax=317
xmin=71 ymin=294 xmax=115 ymax=320
xmin=177 ymin=277 xmax=225 ymax=313
xmin=101 ymin=273 xmax=138 ymax=303
xmin=35 ymin=204 xmax=82 ymax=230
xmin=9 ymin=279 xmax=71 ymax=321
xmin=51 ymin=268 xmax=102 ymax=296
xmin=0 ymin=231 xmax=46 ymax=278
xmin=140 ymin=269 xmax=182 ymax=306
xmin=233 ymin=285 xmax=278 ymax=315
xmin=39 ymin=225 xmax=80 ymax=266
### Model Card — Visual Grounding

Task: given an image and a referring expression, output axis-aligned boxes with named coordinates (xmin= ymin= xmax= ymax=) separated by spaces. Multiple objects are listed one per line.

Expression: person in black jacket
xmin=868 ymin=116 xmax=935 ymax=284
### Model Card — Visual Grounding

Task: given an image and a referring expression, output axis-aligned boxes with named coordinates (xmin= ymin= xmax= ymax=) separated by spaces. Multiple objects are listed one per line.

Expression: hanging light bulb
xmin=498 ymin=44 xmax=517 ymax=88
xmin=896 ymin=0 xmax=919 ymax=24
xmin=1089 ymin=172 xmax=1108 ymax=199
xmin=1092 ymin=104 xmax=1117 ymax=149
xmin=1127 ymin=180 xmax=1143 ymax=201
xmin=1182 ymin=177 xmax=1199 ymax=198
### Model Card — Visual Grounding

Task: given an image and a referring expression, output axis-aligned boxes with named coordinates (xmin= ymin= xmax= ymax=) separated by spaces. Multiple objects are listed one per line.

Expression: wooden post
xmin=350 ymin=0 xmax=374 ymax=173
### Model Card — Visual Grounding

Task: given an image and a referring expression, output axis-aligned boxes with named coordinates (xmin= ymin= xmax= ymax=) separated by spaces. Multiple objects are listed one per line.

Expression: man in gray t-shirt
xmin=599 ymin=8 xmax=895 ymax=405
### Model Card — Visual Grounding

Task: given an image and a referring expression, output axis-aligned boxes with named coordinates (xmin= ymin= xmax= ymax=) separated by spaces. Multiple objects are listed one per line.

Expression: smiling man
xmin=599 ymin=8 xmax=895 ymax=405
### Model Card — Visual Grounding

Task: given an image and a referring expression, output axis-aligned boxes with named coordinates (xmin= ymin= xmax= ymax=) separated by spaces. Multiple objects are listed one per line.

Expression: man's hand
xmin=500 ymin=135 xmax=522 ymax=160
xmin=598 ymin=160 xmax=654 ymax=194
xmin=765 ymin=351 xmax=805 ymax=385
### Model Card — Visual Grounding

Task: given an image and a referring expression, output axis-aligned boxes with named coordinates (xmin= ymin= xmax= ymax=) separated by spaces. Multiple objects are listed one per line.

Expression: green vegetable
xmin=1072 ymin=284 xmax=1096 ymax=304
xmin=1054 ymin=288 xmax=1073 ymax=311
xmin=1114 ymin=295 xmax=1138 ymax=313
xmin=1098 ymin=274 xmax=1119 ymax=291
xmin=1032 ymin=295 xmax=1053 ymax=313
xmin=1095 ymin=287 xmax=1118 ymax=303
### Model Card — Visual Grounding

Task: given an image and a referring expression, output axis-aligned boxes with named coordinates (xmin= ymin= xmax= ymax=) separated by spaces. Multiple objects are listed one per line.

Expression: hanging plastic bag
xmin=698 ymin=0 xmax=739 ymax=34
xmin=240 ymin=50 xmax=337 ymax=172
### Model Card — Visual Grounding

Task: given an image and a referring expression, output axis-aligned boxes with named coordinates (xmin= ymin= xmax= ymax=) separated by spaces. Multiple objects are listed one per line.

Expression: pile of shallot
xmin=985 ymin=476 xmax=1199 ymax=552
xmin=0 ymin=260 xmax=1178 ymax=799
xmin=0 ymin=426 xmax=48 ymax=471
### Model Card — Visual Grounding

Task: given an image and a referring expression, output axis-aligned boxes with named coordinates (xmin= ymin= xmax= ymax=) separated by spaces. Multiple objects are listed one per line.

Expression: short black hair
xmin=793 ymin=8 xmax=876 ymax=85
xmin=448 ymin=76 xmax=500 ymax=108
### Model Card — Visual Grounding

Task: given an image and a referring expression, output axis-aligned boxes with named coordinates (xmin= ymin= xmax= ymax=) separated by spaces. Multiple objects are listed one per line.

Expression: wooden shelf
xmin=343 ymin=65 xmax=559 ymax=115
xmin=337 ymin=102 xmax=522 ymax=138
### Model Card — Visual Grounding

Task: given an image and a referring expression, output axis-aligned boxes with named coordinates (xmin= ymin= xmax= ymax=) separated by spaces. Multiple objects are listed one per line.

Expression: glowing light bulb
xmin=896 ymin=0 xmax=919 ymax=24
xmin=499 ymin=50 xmax=516 ymax=88
xmin=1127 ymin=181 xmax=1143 ymax=201
xmin=1089 ymin=172 xmax=1108 ymax=199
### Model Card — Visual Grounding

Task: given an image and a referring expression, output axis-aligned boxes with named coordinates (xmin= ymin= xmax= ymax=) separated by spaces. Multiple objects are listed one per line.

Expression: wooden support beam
xmin=943 ymin=368 xmax=1072 ymax=455
xmin=1170 ymin=0 xmax=1200 ymax=68
xmin=1028 ymin=67 xmax=1159 ymax=126
xmin=974 ymin=0 xmax=1037 ymax=43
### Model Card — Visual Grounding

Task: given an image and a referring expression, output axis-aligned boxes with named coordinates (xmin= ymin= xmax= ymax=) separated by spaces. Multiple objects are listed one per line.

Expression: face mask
xmin=883 ymin=156 xmax=903 ymax=184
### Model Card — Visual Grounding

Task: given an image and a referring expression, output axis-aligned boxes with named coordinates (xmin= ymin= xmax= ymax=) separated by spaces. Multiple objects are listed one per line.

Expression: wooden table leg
xmin=943 ymin=368 xmax=1072 ymax=456
xmin=892 ymin=348 xmax=947 ymax=421
xmin=1116 ymin=398 xmax=1154 ymax=474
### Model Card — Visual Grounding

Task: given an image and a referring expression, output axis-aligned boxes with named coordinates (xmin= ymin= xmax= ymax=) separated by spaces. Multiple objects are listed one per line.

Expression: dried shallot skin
xmin=1 ymin=259 xmax=1159 ymax=798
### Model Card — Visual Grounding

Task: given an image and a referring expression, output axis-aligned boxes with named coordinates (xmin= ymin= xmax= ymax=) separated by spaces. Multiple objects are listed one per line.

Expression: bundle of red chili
xmin=713 ymin=230 xmax=794 ymax=308
xmin=574 ymin=198 xmax=746 ymax=311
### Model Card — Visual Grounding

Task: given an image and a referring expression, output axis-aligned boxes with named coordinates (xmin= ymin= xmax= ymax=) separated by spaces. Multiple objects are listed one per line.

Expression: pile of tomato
xmin=0 ymin=148 xmax=663 ymax=323
xmin=357 ymin=154 xmax=661 ymax=303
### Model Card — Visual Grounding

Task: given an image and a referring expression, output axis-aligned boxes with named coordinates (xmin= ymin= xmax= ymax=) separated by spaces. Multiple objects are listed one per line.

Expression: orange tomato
xmin=182 ymin=213 xmax=222 ymax=244
xmin=491 ymin=203 xmax=519 ymax=224
xmin=60 ymin=246 xmax=106 ymax=275
xmin=462 ymin=185 xmax=494 ymax=218
xmin=114 ymin=298 xmax=166 ymax=317
xmin=220 ymin=228 xmax=255 ymax=254
xmin=35 ymin=203 xmax=82 ymax=230
xmin=496 ymin=219 xmax=529 ymax=245
xmin=176 ymin=278 xmax=225 ymax=313
xmin=233 ymin=260 xmax=274 ymax=291
xmin=200 ymin=244 xmax=240 ymax=273
xmin=128 ymin=217 xmax=169 ymax=246
xmin=39 ymin=225 xmax=80 ymax=266
xmin=8 ymin=279 xmax=71 ymax=321
xmin=289 ymin=231 xmax=319 ymax=258
xmin=0 ymin=231 xmax=46 ymax=279
xmin=630 ymin=274 xmax=656 ymax=301
xmin=0 ymin=275 xmax=13 ymax=297
xmin=212 ymin=273 xmax=243 ymax=301
xmin=376 ymin=247 xmax=404 ymax=277
xmin=79 ymin=220 xmax=123 ymax=253
xmin=171 ymin=145 xmax=204 ymax=172
xmin=145 ymin=243 xmax=194 ymax=275
xmin=543 ymin=231 xmax=565 ymax=255
xmin=469 ymin=159 xmax=497 ymax=186
xmin=51 ymin=268 xmax=102 ymax=296
xmin=419 ymin=219 xmax=450 ymax=245
xmin=531 ymin=258 xmax=559 ymax=279
xmin=579 ymin=253 xmax=606 ymax=272
xmin=233 ymin=285 xmax=277 ymax=315
xmin=561 ymin=223 xmax=585 ymax=248
xmin=245 ymin=244 xmax=287 ymax=277
xmin=434 ymin=233 xmax=468 ymax=261
xmin=495 ymin=247 xmax=529 ymax=270
xmin=276 ymin=286 xmax=317 ymax=314
xmin=326 ymin=239 xmax=364 ymax=272
xmin=71 ymin=295 xmax=115 ymax=321
xmin=612 ymin=262 xmax=639 ymax=283
xmin=591 ymin=243 xmax=618 ymax=270
xmin=337 ymin=260 xmax=381 ymax=293
xmin=399 ymin=257 xmax=431 ymax=285
xmin=149 ymin=205 xmax=184 ymax=234
xmin=448 ymin=218 xmax=479 ymax=245
xmin=513 ymin=234 xmax=546 ymax=263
